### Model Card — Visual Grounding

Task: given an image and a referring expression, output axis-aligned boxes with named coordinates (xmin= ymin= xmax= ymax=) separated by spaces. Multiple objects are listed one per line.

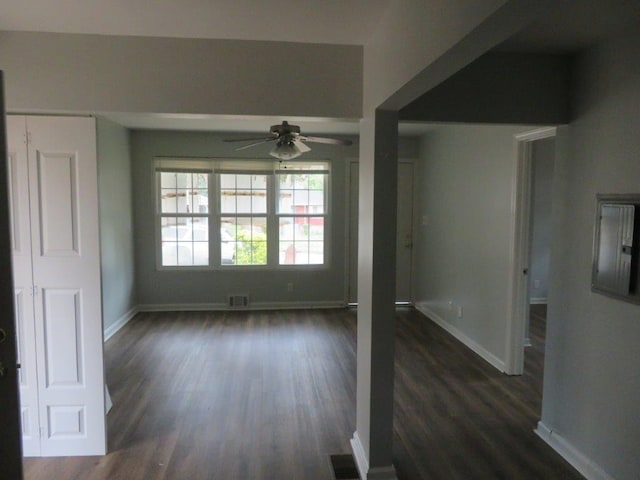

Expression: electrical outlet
xmin=287 ymin=282 xmax=294 ymax=292
xmin=533 ymin=279 xmax=541 ymax=289
xmin=457 ymin=306 xmax=463 ymax=319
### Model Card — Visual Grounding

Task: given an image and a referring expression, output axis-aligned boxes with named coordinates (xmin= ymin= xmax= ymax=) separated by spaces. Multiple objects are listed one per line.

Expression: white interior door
xmin=28 ymin=116 xmax=105 ymax=456
xmin=11 ymin=115 xmax=106 ymax=457
xmin=348 ymin=161 xmax=414 ymax=304
xmin=7 ymin=115 xmax=42 ymax=456
xmin=395 ymin=162 xmax=414 ymax=303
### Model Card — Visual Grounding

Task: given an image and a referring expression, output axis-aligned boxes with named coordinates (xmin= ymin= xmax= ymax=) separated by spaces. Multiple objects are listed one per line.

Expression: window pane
xmin=220 ymin=174 xmax=268 ymax=214
xmin=279 ymin=217 xmax=294 ymax=241
xmin=220 ymin=188 xmax=236 ymax=212
xmin=220 ymin=174 xmax=236 ymax=189
xmin=309 ymin=190 xmax=324 ymax=213
xmin=252 ymin=193 xmax=267 ymax=212
xmin=236 ymin=188 xmax=253 ymax=213
xmin=279 ymin=175 xmax=294 ymax=189
xmin=221 ymin=216 xmax=267 ymax=265
xmin=278 ymin=216 xmax=324 ymax=265
xmin=277 ymin=172 xmax=325 ymax=214
xmin=236 ymin=174 xmax=251 ymax=189
xmin=278 ymin=189 xmax=294 ymax=213
xmin=160 ymin=172 xmax=208 ymax=214
xmin=161 ymin=216 xmax=209 ymax=266
xmin=308 ymin=174 xmax=325 ymax=190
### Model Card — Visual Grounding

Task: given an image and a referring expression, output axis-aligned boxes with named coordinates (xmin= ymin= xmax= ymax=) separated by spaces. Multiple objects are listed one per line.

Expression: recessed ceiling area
xmin=497 ymin=0 xmax=640 ymax=53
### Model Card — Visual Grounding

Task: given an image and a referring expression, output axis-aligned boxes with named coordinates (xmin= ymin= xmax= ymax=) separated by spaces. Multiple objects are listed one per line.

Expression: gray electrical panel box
xmin=592 ymin=195 xmax=640 ymax=303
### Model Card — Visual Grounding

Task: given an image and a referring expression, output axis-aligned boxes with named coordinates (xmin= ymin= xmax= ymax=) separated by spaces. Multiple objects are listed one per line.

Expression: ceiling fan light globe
xmin=270 ymin=141 xmax=303 ymax=160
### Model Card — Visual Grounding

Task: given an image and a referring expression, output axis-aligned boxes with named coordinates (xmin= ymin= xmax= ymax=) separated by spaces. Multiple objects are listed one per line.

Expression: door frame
xmin=0 ymin=71 xmax=25 ymax=478
xmin=504 ymin=126 xmax=557 ymax=375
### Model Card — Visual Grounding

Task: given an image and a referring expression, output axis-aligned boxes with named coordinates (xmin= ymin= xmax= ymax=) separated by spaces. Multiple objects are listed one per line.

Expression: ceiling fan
xmin=223 ymin=121 xmax=353 ymax=160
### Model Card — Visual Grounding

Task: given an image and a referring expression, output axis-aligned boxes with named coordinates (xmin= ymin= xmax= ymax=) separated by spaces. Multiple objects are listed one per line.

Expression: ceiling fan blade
xmin=234 ymin=138 xmax=277 ymax=151
xmin=223 ymin=136 xmax=275 ymax=143
xmin=293 ymin=139 xmax=311 ymax=153
xmin=300 ymin=136 xmax=353 ymax=146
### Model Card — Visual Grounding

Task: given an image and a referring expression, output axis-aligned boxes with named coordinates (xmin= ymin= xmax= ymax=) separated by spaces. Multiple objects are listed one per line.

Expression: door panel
xmin=36 ymin=153 xmax=80 ymax=256
xmin=42 ymin=289 xmax=84 ymax=387
xmin=7 ymin=114 xmax=41 ymax=457
xmin=26 ymin=116 xmax=105 ymax=456
xmin=14 ymin=288 xmax=40 ymax=454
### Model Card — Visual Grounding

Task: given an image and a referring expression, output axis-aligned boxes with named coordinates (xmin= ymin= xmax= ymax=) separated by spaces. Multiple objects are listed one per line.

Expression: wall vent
xmin=228 ymin=294 xmax=249 ymax=308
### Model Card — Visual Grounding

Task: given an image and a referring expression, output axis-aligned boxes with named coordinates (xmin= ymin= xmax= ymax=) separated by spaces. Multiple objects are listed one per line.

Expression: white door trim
xmin=505 ymin=127 xmax=557 ymax=375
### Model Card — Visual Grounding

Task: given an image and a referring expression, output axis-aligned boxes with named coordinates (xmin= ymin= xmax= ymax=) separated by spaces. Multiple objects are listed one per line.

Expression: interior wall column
xmin=351 ymin=108 xmax=399 ymax=480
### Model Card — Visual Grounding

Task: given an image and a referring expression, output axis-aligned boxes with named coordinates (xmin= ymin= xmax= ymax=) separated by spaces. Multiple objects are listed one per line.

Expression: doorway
xmin=506 ymin=127 xmax=557 ymax=377
xmin=525 ymin=136 xmax=556 ymax=414
xmin=348 ymin=161 xmax=414 ymax=304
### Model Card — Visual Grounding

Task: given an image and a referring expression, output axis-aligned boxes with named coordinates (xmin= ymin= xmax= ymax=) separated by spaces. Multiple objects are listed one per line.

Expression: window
xmin=159 ymin=171 xmax=210 ymax=266
xmin=220 ymin=173 xmax=268 ymax=266
xmin=277 ymin=168 xmax=327 ymax=265
xmin=155 ymin=159 xmax=329 ymax=268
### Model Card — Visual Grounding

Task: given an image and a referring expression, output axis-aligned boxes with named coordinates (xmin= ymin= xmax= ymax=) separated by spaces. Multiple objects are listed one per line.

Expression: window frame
xmin=274 ymin=163 xmax=330 ymax=267
xmin=153 ymin=158 xmax=331 ymax=271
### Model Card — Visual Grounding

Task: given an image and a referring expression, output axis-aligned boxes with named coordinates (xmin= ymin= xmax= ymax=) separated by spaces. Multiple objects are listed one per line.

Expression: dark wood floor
xmin=392 ymin=304 xmax=582 ymax=479
xmin=23 ymin=306 xmax=583 ymax=480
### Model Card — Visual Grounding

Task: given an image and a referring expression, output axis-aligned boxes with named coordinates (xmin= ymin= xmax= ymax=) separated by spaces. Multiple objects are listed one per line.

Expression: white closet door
xmin=26 ymin=116 xmax=106 ymax=456
xmin=7 ymin=115 xmax=42 ymax=456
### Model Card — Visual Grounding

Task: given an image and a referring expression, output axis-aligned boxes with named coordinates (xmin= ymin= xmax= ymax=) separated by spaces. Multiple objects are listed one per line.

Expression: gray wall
xmin=414 ymin=124 xmax=532 ymax=365
xmin=96 ymin=117 xmax=136 ymax=333
xmin=131 ymin=129 xmax=356 ymax=308
xmin=413 ymin=21 xmax=640 ymax=480
xmin=541 ymin=24 xmax=640 ymax=480
xmin=528 ymin=137 xmax=555 ymax=302
xmin=0 ymin=31 xmax=362 ymax=118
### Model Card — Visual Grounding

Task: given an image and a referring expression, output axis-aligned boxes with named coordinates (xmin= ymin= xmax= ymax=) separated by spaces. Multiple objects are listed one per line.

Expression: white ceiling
xmin=105 ymin=113 xmax=362 ymax=135
xmin=0 ymin=0 xmax=391 ymax=46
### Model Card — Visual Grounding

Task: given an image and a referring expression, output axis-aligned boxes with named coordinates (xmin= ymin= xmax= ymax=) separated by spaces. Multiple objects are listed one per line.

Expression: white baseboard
xmin=137 ymin=300 xmax=345 ymax=312
xmin=351 ymin=432 xmax=369 ymax=479
xmin=103 ymin=306 xmax=138 ymax=342
xmin=415 ymin=303 xmax=506 ymax=373
xmin=529 ymin=297 xmax=548 ymax=305
xmin=535 ymin=422 xmax=614 ymax=480
xmin=350 ymin=432 xmax=398 ymax=480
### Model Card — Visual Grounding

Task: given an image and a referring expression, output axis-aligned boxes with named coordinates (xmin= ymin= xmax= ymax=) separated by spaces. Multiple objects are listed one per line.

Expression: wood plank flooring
xmin=392 ymin=304 xmax=582 ymax=480
xmin=23 ymin=306 xmax=584 ymax=480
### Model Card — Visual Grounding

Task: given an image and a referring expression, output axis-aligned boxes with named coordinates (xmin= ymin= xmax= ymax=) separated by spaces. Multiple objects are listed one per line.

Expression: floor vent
xmin=329 ymin=454 xmax=360 ymax=479
xmin=228 ymin=295 xmax=249 ymax=308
